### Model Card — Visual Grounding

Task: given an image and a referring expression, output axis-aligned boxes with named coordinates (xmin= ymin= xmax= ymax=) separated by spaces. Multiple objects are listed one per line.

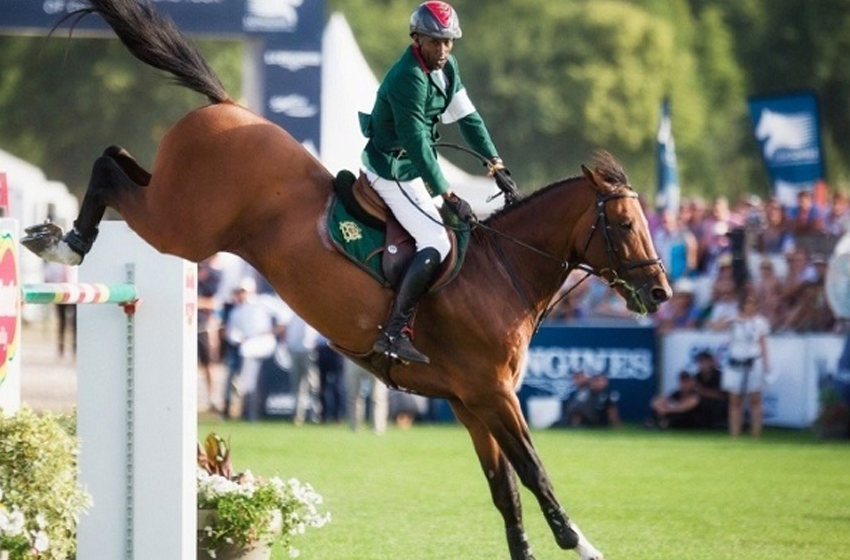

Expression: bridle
xmin=577 ymin=189 xmax=666 ymax=317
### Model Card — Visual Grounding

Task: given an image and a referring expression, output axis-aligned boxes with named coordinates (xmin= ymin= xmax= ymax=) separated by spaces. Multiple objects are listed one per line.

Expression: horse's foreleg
xmin=450 ymin=400 xmax=536 ymax=560
xmin=468 ymin=391 xmax=604 ymax=560
xmin=22 ymin=145 xmax=145 ymax=265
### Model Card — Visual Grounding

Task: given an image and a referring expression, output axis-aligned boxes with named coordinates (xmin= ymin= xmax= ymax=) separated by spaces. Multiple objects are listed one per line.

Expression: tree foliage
xmin=0 ymin=34 xmax=241 ymax=196
xmin=0 ymin=1 xmax=847 ymax=202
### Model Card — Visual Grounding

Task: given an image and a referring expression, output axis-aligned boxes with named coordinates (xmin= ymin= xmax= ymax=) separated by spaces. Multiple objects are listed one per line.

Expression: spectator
xmin=777 ymin=254 xmax=835 ymax=332
xmin=316 ymin=336 xmax=346 ymax=423
xmin=751 ymin=257 xmax=783 ymax=327
xmin=344 ymin=358 xmax=389 ymax=434
xmin=682 ymin=197 xmax=711 ymax=273
xmin=825 ymin=192 xmax=850 ymax=236
xmin=777 ymin=248 xmax=813 ymax=325
xmin=699 ymin=196 xmax=734 ymax=271
xmin=652 ymin=208 xmax=698 ymax=281
xmin=561 ymin=372 xmax=621 ymax=428
xmin=43 ymin=261 xmax=77 ymax=358
xmin=704 ymin=255 xmax=740 ymax=327
xmin=692 ymin=350 xmax=728 ymax=428
xmin=757 ymin=198 xmax=794 ymax=254
xmin=647 ymin=371 xmax=703 ymax=429
xmin=388 ymin=389 xmax=429 ymax=429
xmin=717 ymin=293 xmax=771 ymax=438
xmin=655 ymin=277 xmax=699 ymax=333
xmin=197 ymin=257 xmax=222 ymax=412
xmin=285 ymin=314 xmax=322 ymax=425
xmin=223 ymin=277 xmax=287 ymax=422
xmin=787 ymin=189 xmax=826 ymax=237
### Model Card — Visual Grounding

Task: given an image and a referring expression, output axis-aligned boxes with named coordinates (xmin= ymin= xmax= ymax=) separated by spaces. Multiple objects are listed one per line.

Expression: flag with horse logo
xmin=748 ymin=91 xmax=825 ymax=208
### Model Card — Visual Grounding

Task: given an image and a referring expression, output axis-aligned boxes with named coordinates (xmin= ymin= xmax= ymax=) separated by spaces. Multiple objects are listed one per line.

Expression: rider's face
xmin=416 ymin=35 xmax=453 ymax=71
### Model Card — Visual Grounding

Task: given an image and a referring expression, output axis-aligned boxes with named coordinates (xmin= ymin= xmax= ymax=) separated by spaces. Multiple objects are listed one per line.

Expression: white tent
xmin=320 ymin=13 xmax=504 ymax=216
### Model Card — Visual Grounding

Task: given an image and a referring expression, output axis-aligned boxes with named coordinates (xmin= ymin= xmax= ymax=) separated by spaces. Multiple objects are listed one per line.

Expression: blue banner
xmin=518 ymin=324 xmax=658 ymax=425
xmin=0 ymin=0 xmax=245 ymax=35
xmin=656 ymin=97 xmax=680 ymax=213
xmin=748 ymin=91 xmax=825 ymax=208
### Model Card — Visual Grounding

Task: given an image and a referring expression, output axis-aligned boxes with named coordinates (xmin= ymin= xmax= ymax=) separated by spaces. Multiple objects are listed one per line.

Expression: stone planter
xmin=197 ymin=509 xmax=276 ymax=560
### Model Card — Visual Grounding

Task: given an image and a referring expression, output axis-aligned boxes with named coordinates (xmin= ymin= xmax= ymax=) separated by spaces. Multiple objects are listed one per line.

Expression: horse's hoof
xmin=21 ymin=223 xmax=83 ymax=265
xmin=505 ymin=526 xmax=539 ymax=560
xmin=544 ymin=507 xmax=580 ymax=550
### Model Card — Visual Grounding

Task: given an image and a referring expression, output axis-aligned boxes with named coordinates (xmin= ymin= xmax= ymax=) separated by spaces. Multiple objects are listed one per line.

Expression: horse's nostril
xmin=651 ymin=287 xmax=671 ymax=303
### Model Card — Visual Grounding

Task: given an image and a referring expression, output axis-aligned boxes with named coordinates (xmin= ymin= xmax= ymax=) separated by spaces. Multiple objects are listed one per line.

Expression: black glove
xmin=488 ymin=158 xmax=520 ymax=205
xmin=444 ymin=193 xmax=477 ymax=223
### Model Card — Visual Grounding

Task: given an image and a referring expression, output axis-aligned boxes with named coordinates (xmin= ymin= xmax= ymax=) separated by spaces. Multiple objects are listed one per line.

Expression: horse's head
xmin=577 ymin=152 xmax=671 ymax=314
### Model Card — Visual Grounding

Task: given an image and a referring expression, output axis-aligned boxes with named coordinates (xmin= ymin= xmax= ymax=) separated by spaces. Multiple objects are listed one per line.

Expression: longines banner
xmin=518 ymin=324 xmax=658 ymax=426
xmin=0 ymin=0 xmax=324 ymax=146
xmin=748 ymin=91 xmax=825 ymax=208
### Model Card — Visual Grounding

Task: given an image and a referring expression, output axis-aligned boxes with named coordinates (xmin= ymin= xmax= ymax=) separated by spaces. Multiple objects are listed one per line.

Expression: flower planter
xmin=197 ymin=509 xmax=274 ymax=560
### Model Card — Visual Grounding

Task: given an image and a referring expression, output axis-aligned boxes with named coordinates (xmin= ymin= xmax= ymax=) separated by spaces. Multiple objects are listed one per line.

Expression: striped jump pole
xmin=22 ymin=282 xmax=138 ymax=305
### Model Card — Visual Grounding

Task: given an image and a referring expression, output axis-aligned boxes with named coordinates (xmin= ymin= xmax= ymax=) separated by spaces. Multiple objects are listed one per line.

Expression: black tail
xmin=65 ymin=0 xmax=229 ymax=104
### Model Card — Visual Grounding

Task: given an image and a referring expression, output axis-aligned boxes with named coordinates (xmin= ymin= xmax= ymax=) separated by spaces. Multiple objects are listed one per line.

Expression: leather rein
xmin=432 ymin=143 xmax=663 ymax=328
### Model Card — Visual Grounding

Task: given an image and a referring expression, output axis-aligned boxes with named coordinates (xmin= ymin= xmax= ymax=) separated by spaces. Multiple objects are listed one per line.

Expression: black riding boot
xmin=373 ymin=247 xmax=441 ymax=364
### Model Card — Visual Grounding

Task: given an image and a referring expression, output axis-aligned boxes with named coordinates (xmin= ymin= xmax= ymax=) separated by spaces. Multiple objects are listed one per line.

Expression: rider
xmin=360 ymin=1 xmax=512 ymax=364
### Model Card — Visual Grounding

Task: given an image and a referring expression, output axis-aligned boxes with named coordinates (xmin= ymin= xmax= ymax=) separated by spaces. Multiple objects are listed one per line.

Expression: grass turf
xmin=198 ymin=419 xmax=850 ymax=560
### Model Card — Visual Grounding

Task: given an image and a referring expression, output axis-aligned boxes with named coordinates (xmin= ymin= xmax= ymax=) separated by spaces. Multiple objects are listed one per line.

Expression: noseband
xmin=581 ymin=189 xmax=665 ymax=314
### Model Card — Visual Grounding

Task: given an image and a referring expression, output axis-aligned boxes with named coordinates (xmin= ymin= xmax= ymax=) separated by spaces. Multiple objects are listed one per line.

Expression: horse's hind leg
xmin=450 ymin=400 xmax=536 ymax=560
xmin=22 ymin=145 xmax=147 ymax=265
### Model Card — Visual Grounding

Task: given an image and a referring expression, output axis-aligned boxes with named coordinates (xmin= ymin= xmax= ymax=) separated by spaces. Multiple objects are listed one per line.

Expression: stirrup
xmin=372 ymin=331 xmax=430 ymax=365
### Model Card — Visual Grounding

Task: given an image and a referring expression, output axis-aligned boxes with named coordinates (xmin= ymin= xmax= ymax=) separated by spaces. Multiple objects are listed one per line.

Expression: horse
xmin=23 ymin=1 xmax=671 ymax=559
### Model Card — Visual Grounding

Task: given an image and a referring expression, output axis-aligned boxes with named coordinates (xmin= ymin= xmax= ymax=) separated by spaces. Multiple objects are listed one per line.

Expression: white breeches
xmin=363 ymin=169 xmax=452 ymax=261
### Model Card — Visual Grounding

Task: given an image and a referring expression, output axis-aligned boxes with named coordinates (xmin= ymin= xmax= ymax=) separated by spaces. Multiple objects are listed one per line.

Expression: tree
xmin=0 ymin=35 xmax=241 ymax=197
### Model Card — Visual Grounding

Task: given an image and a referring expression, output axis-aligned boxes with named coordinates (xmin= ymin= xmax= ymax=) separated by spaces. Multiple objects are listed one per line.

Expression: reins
xmin=386 ymin=144 xmax=662 ymax=325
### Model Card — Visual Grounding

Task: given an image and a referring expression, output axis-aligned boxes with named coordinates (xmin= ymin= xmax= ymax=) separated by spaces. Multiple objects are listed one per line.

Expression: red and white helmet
xmin=409 ymin=1 xmax=462 ymax=40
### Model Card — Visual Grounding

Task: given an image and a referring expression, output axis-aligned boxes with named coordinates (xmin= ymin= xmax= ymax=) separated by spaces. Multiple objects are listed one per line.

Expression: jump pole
xmin=0 ymin=219 xmax=198 ymax=559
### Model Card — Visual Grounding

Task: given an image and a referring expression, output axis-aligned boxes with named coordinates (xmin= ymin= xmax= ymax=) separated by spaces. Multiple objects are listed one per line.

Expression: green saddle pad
xmin=328 ymin=195 xmax=390 ymax=285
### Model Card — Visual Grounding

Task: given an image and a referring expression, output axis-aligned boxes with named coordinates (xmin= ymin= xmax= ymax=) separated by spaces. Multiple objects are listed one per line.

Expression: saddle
xmin=329 ymin=170 xmax=468 ymax=290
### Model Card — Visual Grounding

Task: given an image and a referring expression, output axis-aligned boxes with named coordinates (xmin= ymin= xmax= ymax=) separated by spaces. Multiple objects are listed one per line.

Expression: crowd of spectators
xmin=547 ymin=189 xmax=849 ymax=334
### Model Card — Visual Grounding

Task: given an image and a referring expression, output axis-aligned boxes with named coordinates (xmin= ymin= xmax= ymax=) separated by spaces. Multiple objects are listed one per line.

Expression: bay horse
xmin=24 ymin=1 xmax=671 ymax=559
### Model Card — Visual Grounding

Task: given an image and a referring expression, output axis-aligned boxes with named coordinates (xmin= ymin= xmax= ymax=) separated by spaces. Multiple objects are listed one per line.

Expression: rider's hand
xmin=443 ymin=192 xmax=477 ymax=223
xmin=488 ymin=158 xmax=520 ymax=204
xmin=487 ymin=157 xmax=506 ymax=176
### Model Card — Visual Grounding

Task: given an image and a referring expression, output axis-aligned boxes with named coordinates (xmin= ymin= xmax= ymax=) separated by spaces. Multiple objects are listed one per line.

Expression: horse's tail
xmin=70 ymin=0 xmax=229 ymax=104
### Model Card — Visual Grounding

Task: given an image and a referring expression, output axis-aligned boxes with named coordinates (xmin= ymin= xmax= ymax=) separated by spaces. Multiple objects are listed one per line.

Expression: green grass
xmin=198 ymin=419 xmax=850 ymax=560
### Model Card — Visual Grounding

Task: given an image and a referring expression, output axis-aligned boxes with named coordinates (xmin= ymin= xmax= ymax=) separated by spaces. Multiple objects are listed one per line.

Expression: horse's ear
xmin=581 ymin=164 xmax=596 ymax=184
xmin=582 ymin=164 xmax=606 ymax=193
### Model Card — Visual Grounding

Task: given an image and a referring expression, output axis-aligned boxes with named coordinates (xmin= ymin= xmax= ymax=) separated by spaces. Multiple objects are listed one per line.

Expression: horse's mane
xmin=483 ymin=150 xmax=630 ymax=225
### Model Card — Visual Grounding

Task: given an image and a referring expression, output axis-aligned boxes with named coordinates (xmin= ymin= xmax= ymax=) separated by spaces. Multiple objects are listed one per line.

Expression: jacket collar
xmin=410 ymin=45 xmax=448 ymax=97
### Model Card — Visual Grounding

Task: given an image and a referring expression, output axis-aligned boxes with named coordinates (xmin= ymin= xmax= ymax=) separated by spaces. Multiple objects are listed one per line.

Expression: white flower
xmin=33 ymin=530 xmax=50 ymax=552
xmin=0 ymin=508 xmax=25 ymax=536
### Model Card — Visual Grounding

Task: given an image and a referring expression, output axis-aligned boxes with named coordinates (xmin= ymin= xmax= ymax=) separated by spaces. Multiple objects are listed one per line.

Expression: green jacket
xmin=360 ymin=45 xmax=498 ymax=196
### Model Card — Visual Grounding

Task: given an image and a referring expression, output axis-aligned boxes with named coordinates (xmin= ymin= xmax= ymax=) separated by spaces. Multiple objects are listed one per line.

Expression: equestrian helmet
xmin=409 ymin=1 xmax=462 ymax=39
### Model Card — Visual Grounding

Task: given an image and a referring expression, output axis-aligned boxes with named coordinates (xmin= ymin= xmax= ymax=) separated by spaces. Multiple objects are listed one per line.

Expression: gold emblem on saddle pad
xmin=339 ymin=221 xmax=363 ymax=243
